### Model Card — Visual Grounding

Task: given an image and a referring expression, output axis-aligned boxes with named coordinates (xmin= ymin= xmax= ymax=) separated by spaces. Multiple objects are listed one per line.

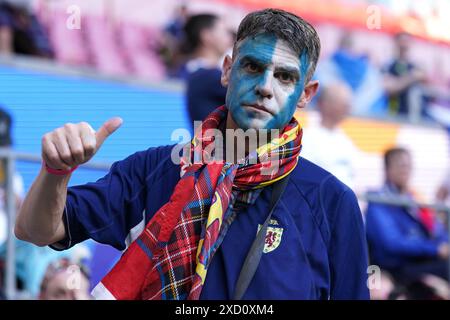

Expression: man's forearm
xmin=15 ymin=166 xmax=71 ymax=246
xmin=15 ymin=117 xmax=123 ymax=247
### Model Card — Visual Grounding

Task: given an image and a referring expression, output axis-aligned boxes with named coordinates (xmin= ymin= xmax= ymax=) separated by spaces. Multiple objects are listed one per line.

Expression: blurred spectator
xmin=315 ymin=32 xmax=386 ymax=115
xmin=371 ymin=274 xmax=450 ymax=300
xmin=183 ymin=13 xmax=233 ymax=128
xmin=0 ymin=2 xmax=52 ymax=58
xmin=301 ymin=82 xmax=358 ymax=188
xmin=436 ymin=172 xmax=450 ymax=204
xmin=165 ymin=4 xmax=189 ymax=43
xmin=365 ymin=147 xmax=449 ymax=286
xmin=369 ymin=270 xmax=401 ymax=300
xmin=415 ymin=274 xmax=450 ymax=299
xmin=0 ymin=161 xmax=24 ymax=247
xmin=162 ymin=4 xmax=190 ymax=78
xmin=383 ymin=33 xmax=427 ymax=120
xmin=0 ymin=106 xmax=90 ymax=298
xmin=435 ymin=127 xmax=450 ymax=207
xmin=0 ymin=106 xmax=25 ymax=298
xmin=39 ymin=258 xmax=91 ymax=300
xmin=0 ymin=106 xmax=12 ymax=146
xmin=0 ymin=106 xmax=24 ymax=248
xmin=0 ymin=2 xmax=13 ymax=54
xmin=0 ymin=239 xmax=92 ymax=298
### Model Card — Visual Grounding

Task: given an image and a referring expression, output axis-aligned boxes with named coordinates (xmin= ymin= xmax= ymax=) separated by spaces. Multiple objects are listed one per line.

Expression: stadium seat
xmin=83 ymin=15 xmax=129 ymax=76
xmin=118 ymin=22 xmax=166 ymax=81
xmin=47 ymin=10 xmax=89 ymax=65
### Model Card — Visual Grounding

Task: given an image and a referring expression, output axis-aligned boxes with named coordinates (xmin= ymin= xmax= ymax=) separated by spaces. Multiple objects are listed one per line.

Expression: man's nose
xmin=255 ymin=73 xmax=274 ymax=99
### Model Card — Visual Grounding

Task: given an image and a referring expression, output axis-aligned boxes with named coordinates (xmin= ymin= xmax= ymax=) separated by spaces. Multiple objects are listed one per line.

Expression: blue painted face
xmin=225 ymin=33 xmax=308 ymax=130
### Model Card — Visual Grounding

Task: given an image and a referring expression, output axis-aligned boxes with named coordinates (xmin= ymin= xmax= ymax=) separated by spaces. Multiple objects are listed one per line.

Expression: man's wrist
xmin=43 ymin=162 xmax=78 ymax=176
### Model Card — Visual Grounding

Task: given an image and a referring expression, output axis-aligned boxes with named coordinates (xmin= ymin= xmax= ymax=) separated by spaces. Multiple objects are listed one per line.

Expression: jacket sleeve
xmin=327 ymin=187 xmax=370 ymax=300
xmin=49 ymin=147 xmax=170 ymax=251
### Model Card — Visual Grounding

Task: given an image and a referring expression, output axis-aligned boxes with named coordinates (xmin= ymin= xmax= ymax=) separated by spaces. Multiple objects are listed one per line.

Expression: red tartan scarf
xmin=93 ymin=106 xmax=303 ymax=300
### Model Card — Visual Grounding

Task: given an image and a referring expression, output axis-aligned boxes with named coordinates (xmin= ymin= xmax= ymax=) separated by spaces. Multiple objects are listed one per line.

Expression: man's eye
xmin=244 ymin=62 xmax=261 ymax=73
xmin=276 ymin=72 xmax=295 ymax=84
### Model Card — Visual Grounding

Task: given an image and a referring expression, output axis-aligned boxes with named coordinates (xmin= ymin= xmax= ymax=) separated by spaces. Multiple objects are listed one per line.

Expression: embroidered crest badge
xmin=257 ymin=219 xmax=283 ymax=253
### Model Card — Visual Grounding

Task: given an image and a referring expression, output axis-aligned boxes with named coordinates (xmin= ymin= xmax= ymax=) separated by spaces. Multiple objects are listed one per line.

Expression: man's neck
xmin=225 ymin=112 xmax=239 ymax=131
xmin=223 ymin=113 xmax=274 ymax=163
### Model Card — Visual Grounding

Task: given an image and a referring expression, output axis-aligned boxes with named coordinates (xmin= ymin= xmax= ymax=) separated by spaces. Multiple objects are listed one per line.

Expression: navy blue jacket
xmin=365 ymin=188 xmax=448 ymax=270
xmin=53 ymin=145 xmax=369 ymax=299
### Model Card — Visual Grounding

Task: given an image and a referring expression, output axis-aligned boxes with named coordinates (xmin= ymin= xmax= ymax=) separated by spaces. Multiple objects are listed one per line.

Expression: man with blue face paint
xmin=223 ymin=33 xmax=311 ymax=131
xmin=16 ymin=8 xmax=369 ymax=300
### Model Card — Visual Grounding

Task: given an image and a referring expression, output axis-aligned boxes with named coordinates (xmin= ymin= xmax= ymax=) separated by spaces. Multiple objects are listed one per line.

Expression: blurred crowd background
xmin=1 ymin=0 xmax=450 ymax=300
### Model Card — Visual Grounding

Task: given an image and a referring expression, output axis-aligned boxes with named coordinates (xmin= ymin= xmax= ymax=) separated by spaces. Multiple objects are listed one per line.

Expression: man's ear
xmin=221 ymin=55 xmax=232 ymax=87
xmin=297 ymin=80 xmax=319 ymax=109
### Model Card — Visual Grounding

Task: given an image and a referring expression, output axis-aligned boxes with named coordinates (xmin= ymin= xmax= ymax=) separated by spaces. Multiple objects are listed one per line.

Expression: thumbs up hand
xmin=41 ymin=118 xmax=123 ymax=171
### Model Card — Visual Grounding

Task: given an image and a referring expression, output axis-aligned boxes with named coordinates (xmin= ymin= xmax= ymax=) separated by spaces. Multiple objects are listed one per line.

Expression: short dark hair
xmin=384 ymin=147 xmax=409 ymax=170
xmin=183 ymin=14 xmax=219 ymax=53
xmin=235 ymin=8 xmax=321 ymax=83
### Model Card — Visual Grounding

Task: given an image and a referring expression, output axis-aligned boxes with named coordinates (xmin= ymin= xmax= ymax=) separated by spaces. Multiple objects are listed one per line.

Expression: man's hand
xmin=41 ymin=118 xmax=123 ymax=171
